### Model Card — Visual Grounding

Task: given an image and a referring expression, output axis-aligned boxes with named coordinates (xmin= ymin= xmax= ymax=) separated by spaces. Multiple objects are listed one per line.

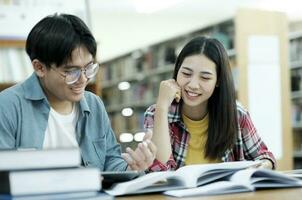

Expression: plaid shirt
xmin=144 ymin=102 xmax=276 ymax=171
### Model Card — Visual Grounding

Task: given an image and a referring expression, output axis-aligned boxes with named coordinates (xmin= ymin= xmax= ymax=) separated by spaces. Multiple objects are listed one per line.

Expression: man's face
xmin=40 ymin=46 xmax=93 ymax=104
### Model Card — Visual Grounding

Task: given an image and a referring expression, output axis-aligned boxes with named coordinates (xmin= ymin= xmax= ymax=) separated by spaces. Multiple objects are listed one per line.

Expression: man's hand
xmin=122 ymin=130 xmax=156 ymax=171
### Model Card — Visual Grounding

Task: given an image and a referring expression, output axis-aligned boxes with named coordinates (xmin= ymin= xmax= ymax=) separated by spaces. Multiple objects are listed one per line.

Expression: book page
xmin=104 ymin=171 xmax=185 ymax=196
xmin=104 ymin=161 xmax=261 ymax=196
xmin=174 ymin=161 xmax=261 ymax=187
xmin=163 ymin=181 xmax=253 ymax=197
xmin=230 ymin=168 xmax=302 ymax=188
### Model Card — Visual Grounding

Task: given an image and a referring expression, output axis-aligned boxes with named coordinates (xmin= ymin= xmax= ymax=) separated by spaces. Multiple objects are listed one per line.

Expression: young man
xmin=0 ymin=14 xmax=156 ymax=171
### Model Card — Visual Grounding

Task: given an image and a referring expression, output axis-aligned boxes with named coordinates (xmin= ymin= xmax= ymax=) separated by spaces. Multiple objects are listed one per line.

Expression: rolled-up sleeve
xmin=239 ymin=110 xmax=276 ymax=169
xmin=144 ymin=105 xmax=177 ymax=172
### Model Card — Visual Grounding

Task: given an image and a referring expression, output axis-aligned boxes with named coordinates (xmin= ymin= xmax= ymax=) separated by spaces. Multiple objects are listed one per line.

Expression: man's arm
xmin=96 ymin=96 xmax=157 ymax=172
xmin=103 ymin=127 xmax=128 ymax=171
xmin=0 ymin=92 xmax=17 ymax=148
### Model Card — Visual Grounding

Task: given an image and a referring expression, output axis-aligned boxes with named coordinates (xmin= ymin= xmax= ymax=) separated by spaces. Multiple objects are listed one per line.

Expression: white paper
xmin=164 ymin=181 xmax=252 ymax=197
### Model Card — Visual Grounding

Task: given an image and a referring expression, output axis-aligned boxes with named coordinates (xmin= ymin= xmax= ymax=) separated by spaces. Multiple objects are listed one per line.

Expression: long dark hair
xmin=173 ymin=36 xmax=238 ymax=159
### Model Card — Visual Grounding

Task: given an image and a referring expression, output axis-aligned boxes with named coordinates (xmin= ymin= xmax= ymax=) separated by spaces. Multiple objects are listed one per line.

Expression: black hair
xmin=26 ymin=13 xmax=96 ymax=68
xmin=173 ymin=36 xmax=238 ymax=159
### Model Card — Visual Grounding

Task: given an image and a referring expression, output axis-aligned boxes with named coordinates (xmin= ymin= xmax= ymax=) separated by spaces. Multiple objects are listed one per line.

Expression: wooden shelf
xmin=291 ymin=91 xmax=302 ymax=100
xmin=0 ymin=40 xmax=26 ymax=48
xmin=294 ymin=151 xmax=302 ymax=158
xmin=289 ymin=31 xmax=302 ymax=40
xmin=292 ymin=122 xmax=302 ymax=130
xmin=0 ymin=39 xmax=27 ymax=93
xmin=85 ymin=83 xmax=100 ymax=96
xmin=106 ymin=99 xmax=156 ymax=113
xmin=290 ymin=21 xmax=302 ymax=169
xmin=290 ymin=61 xmax=302 ymax=69
xmin=0 ymin=83 xmax=16 ymax=91
xmin=101 ymin=64 xmax=174 ymax=89
xmin=102 ymin=73 xmax=144 ymax=89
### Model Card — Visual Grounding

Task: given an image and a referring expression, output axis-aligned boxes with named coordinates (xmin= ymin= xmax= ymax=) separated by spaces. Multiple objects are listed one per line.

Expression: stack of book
xmin=0 ymin=148 xmax=112 ymax=200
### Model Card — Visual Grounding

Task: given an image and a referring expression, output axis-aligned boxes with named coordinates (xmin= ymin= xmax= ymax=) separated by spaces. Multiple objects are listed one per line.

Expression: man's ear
xmin=32 ymin=59 xmax=47 ymax=78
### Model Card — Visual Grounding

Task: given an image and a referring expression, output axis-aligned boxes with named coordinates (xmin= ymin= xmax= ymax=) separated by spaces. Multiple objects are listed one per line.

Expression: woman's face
xmin=176 ymin=54 xmax=217 ymax=108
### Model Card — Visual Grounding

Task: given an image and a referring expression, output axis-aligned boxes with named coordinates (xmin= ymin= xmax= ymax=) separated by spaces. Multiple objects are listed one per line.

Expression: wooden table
xmin=116 ymin=188 xmax=302 ymax=200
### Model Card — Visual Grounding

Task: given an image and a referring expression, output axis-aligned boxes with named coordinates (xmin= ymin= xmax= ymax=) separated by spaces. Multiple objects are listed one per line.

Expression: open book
xmin=164 ymin=168 xmax=302 ymax=197
xmin=104 ymin=161 xmax=260 ymax=196
xmin=281 ymin=169 xmax=302 ymax=180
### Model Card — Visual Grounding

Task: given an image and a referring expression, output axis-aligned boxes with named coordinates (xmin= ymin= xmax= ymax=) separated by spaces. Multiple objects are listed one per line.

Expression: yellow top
xmin=182 ymin=113 xmax=218 ymax=165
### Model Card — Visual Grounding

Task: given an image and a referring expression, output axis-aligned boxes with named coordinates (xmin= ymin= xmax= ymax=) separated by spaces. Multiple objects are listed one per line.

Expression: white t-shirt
xmin=43 ymin=104 xmax=79 ymax=149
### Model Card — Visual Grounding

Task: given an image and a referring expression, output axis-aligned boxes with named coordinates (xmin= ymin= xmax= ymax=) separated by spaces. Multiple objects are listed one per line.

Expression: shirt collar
xmin=23 ymin=73 xmax=47 ymax=101
xmin=79 ymin=93 xmax=90 ymax=114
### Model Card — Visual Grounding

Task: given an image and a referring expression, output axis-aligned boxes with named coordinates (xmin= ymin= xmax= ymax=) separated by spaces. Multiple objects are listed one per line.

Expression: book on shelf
xmin=19 ymin=49 xmax=33 ymax=79
xmin=0 ymin=148 xmax=81 ymax=170
xmin=164 ymin=168 xmax=302 ymax=197
xmin=0 ymin=167 xmax=101 ymax=196
xmin=0 ymin=49 xmax=10 ymax=82
xmin=7 ymin=49 xmax=23 ymax=82
xmin=0 ymin=48 xmax=32 ymax=84
xmin=104 ymin=161 xmax=260 ymax=196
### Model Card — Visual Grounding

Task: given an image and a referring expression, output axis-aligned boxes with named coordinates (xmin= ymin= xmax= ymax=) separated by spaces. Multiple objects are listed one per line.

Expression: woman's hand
xmin=156 ymin=79 xmax=181 ymax=110
xmin=254 ymin=159 xmax=273 ymax=169
xmin=122 ymin=130 xmax=157 ymax=171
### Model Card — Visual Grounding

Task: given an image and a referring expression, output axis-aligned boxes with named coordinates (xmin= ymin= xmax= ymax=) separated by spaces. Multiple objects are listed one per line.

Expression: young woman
xmin=144 ymin=36 xmax=276 ymax=171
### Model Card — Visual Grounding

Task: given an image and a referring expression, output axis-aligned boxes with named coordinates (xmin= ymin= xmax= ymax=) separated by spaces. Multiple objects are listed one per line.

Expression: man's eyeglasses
xmin=51 ymin=63 xmax=99 ymax=85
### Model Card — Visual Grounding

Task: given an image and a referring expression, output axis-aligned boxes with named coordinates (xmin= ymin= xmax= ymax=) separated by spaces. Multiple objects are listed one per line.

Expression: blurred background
xmin=1 ymin=0 xmax=302 ymax=170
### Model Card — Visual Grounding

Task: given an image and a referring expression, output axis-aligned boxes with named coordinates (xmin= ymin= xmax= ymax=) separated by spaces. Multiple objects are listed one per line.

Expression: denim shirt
xmin=0 ymin=73 xmax=127 ymax=171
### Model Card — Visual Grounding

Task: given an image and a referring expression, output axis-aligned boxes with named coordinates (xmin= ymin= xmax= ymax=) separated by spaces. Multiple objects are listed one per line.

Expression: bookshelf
xmin=100 ymin=8 xmax=291 ymax=170
xmin=0 ymin=40 xmax=32 ymax=91
xmin=289 ymin=21 xmax=302 ymax=169
xmin=100 ymin=21 xmax=236 ymax=139
xmin=0 ymin=40 xmax=101 ymax=95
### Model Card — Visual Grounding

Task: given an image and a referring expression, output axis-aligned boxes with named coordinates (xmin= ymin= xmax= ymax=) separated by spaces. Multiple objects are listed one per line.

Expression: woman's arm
xmin=152 ymin=79 xmax=181 ymax=163
xmin=153 ymin=106 xmax=172 ymax=163
xmin=238 ymin=105 xmax=276 ymax=169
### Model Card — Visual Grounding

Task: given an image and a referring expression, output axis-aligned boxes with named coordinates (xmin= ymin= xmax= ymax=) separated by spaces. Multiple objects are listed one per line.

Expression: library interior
xmin=1 ymin=0 xmax=302 ymax=199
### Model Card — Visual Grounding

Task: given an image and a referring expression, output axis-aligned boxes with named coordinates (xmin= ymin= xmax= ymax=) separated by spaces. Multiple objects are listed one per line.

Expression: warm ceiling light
xmin=134 ymin=132 xmax=145 ymax=142
xmin=119 ymin=133 xmax=134 ymax=143
xmin=118 ymin=81 xmax=131 ymax=90
xmin=121 ymin=107 xmax=133 ymax=117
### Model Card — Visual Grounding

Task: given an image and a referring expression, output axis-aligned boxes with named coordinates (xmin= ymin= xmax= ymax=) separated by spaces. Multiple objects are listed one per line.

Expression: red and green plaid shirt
xmin=144 ymin=102 xmax=276 ymax=171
